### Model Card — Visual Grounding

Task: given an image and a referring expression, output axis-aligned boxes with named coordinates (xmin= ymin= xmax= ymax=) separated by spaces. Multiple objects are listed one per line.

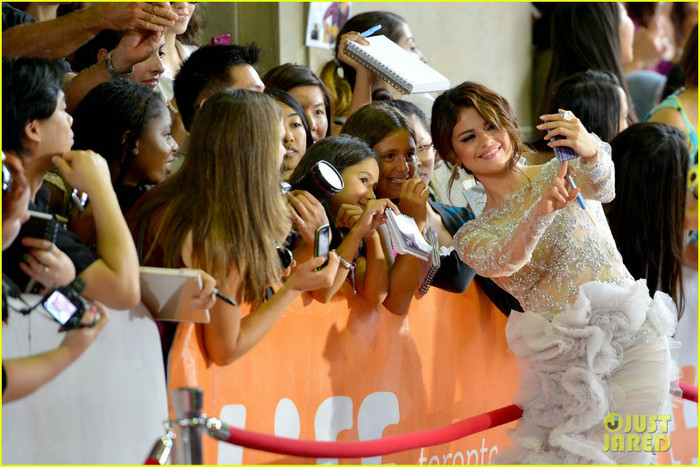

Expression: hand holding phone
xmin=21 ymin=211 xmax=60 ymax=245
xmin=314 ymin=224 xmax=331 ymax=271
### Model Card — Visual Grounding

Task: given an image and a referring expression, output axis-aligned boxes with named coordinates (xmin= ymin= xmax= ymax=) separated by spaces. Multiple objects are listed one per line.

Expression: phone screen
xmin=43 ymin=290 xmax=77 ymax=325
xmin=314 ymin=224 xmax=331 ymax=269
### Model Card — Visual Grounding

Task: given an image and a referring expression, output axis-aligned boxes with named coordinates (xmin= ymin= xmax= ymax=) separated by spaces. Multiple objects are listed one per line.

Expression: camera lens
xmin=276 ymin=242 xmax=293 ymax=269
xmin=290 ymin=161 xmax=344 ymax=203
xmin=2 ymin=152 xmax=12 ymax=195
xmin=2 ymin=163 xmax=12 ymax=194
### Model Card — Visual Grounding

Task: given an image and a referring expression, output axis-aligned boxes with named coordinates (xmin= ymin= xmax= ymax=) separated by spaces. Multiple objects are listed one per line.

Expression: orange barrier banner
xmin=168 ymin=283 xmax=520 ymax=464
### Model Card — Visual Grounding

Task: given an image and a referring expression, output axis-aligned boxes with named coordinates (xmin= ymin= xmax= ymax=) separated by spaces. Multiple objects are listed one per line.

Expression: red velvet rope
xmin=145 ymin=383 xmax=698 ymax=463
xmin=218 ymin=404 xmax=523 ymax=458
xmin=216 ymin=383 xmax=698 ymax=459
xmin=679 ymin=381 xmax=698 ymax=403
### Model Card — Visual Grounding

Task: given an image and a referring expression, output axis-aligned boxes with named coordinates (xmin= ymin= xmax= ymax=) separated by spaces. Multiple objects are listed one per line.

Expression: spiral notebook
xmin=384 ymin=209 xmax=432 ymax=261
xmin=344 ymin=35 xmax=450 ymax=94
xmin=418 ymin=226 xmax=441 ymax=295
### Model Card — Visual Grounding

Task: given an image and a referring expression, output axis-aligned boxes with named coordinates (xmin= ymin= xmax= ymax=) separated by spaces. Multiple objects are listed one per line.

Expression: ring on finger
xmin=43 ymin=266 xmax=49 ymax=275
xmin=562 ymin=110 xmax=574 ymax=122
xmin=149 ymin=12 xmax=154 ymax=22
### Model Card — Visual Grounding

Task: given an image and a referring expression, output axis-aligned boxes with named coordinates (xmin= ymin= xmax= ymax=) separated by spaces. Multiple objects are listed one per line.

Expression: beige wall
xmin=200 ymin=2 xmax=534 ymax=131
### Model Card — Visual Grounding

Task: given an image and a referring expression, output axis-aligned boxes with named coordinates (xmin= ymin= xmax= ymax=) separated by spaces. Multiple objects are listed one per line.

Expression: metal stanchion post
xmin=171 ymin=387 xmax=204 ymax=465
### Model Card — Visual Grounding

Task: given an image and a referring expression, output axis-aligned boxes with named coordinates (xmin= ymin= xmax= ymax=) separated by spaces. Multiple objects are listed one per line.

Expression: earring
xmin=132 ymin=147 xmax=139 ymax=156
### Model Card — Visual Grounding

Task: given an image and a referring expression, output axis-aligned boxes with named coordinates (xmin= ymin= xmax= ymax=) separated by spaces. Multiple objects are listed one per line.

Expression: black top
xmin=115 ymin=184 xmax=149 ymax=215
xmin=428 ymin=200 xmax=477 ymax=294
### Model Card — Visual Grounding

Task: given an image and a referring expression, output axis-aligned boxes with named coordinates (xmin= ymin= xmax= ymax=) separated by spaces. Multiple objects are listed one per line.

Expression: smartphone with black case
xmin=22 ymin=210 xmax=60 ymax=245
xmin=18 ymin=211 xmax=61 ymax=293
xmin=314 ymin=224 xmax=331 ymax=271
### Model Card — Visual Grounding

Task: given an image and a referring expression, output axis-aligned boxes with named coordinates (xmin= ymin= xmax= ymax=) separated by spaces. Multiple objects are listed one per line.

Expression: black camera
xmin=276 ymin=242 xmax=293 ymax=270
xmin=43 ymin=277 xmax=92 ymax=331
xmin=291 ymin=161 xmax=344 ymax=203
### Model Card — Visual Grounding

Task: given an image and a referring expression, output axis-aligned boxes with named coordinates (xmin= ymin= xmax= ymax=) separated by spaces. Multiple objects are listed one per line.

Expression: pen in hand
xmin=213 ymin=288 xmax=238 ymax=307
xmin=360 ymin=24 xmax=382 ymax=37
xmin=565 ymin=173 xmax=586 ymax=210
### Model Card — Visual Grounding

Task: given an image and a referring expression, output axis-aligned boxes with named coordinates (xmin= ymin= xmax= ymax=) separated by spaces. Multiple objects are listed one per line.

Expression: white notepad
xmin=139 ymin=266 xmax=210 ymax=323
xmin=384 ymin=209 xmax=432 ymax=261
xmin=344 ymin=35 xmax=450 ymax=95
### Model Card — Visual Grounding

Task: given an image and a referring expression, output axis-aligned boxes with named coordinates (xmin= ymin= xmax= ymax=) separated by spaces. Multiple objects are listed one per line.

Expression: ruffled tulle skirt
xmin=495 ymin=280 xmax=679 ymax=465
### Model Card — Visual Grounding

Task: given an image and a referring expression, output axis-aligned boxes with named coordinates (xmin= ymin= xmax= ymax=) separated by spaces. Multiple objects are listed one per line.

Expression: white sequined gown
xmin=454 ymin=140 xmax=678 ymax=464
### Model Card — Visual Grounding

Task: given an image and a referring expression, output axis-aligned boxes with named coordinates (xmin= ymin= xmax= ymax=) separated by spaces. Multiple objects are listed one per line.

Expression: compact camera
xmin=43 ymin=277 xmax=92 ymax=331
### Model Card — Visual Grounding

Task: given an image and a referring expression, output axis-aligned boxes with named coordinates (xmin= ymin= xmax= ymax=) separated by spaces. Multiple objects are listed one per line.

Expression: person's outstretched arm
xmin=64 ymin=28 xmax=167 ymax=113
xmin=3 ymin=302 xmax=109 ymax=403
xmin=201 ymin=254 xmax=340 ymax=366
xmin=2 ymin=3 xmax=176 ymax=59
xmin=51 ymin=151 xmax=141 ymax=309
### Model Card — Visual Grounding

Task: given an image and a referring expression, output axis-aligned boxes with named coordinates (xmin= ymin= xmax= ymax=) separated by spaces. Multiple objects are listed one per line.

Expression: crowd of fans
xmin=2 ymin=7 xmax=696 ymax=452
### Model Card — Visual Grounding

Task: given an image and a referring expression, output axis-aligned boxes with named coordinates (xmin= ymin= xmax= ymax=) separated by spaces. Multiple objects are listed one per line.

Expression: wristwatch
xmin=105 ymin=50 xmax=134 ymax=79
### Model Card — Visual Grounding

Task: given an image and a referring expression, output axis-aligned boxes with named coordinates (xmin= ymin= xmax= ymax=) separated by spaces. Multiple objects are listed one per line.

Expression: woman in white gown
xmin=431 ymin=81 xmax=678 ymax=464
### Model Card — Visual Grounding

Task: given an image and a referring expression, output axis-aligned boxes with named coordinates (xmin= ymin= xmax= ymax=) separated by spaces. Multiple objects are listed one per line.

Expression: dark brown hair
xmin=262 ymin=63 xmax=333 ymax=138
xmin=607 ymin=122 xmax=687 ymax=316
xmin=431 ymin=81 xmax=525 ymax=190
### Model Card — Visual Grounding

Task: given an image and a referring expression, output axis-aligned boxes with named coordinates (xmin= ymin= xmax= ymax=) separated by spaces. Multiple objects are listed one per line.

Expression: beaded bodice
xmin=454 ymin=140 xmax=634 ymax=317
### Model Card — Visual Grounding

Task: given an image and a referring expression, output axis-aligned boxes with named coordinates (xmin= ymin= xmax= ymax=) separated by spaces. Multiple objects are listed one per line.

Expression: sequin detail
xmin=454 ymin=136 xmax=634 ymax=317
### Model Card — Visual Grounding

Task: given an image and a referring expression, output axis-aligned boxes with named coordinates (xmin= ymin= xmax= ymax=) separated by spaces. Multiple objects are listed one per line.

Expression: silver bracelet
xmin=105 ymin=50 xmax=134 ymax=79
xmin=338 ymin=256 xmax=356 ymax=295
xmin=338 ymin=257 xmax=356 ymax=270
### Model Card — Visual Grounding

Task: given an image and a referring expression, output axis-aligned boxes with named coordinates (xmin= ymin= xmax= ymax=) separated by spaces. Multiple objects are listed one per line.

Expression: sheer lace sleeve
xmin=574 ymin=134 xmax=615 ymax=203
xmin=454 ymin=205 xmax=556 ymax=278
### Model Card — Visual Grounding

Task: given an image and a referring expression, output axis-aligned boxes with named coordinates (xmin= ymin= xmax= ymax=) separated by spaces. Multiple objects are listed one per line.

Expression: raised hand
xmin=61 ymin=301 xmax=110 ymax=357
xmin=18 ymin=238 xmax=76 ymax=293
xmin=191 ymin=269 xmax=218 ymax=310
xmin=398 ymin=177 xmax=429 ymax=228
xmin=284 ymin=252 xmax=340 ymax=292
xmin=536 ymin=161 xmax=581 ymax=216
xmin=111 ymin=28 xmax=165 ymax=72
xmin=337 ymin=198 xmax=399 ymax=237
xmin=94 ymin=2 xmax=177 ymax=32
xmin=537 ymin=109 xmax=599 ymax=160
xmin=286 ymin=190 xmax=331 ymax=246
xmin=51 ymin=150 xmax=112 ymax=196
xmin=336 ymin=31 xmax=372 ymax=74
